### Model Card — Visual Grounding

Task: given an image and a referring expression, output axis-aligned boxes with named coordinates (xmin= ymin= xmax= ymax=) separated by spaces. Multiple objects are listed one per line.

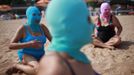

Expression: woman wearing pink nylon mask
xmin=92 ymin=2 xmax=123 ymax=49
xmin=100 ymin=3 xmax=111 ymax=18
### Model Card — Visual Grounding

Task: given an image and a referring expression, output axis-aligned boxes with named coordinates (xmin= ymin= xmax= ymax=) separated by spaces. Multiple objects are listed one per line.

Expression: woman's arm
xmin=9 ymin=25 xmax=42 ymax=50
xmin=112 ymin=15 xmax=123 ymax=36
xmin=9 ymin=25 xmax=25 ymax=49
xmin=41 ymin=24 xmax=52 ymax=41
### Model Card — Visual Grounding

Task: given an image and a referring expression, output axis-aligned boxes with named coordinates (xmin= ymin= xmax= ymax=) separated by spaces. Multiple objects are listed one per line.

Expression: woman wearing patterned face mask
xmin=92 ymin=2 xmax=122 ymax=49
xmin=37 ymin=0 xmax=98 ymax=75
xmin=6 ymin=6 xmax=51 ymax=75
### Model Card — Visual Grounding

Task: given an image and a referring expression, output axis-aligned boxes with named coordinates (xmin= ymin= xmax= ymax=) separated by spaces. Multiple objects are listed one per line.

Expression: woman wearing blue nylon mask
xmin=6 ymin=6 xmax=51 ymax=75
xmin=37 ymin=0 xmax=97 ymax=75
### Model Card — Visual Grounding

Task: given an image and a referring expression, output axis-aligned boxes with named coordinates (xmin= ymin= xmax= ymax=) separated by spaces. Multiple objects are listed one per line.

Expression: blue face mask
xmin=46 ymin=0 xmax=94 ymax=51
xmin=45 ymin=0 xmax=94 ymax=64
xmin=26 ymin=6 xmax=41 ymax=32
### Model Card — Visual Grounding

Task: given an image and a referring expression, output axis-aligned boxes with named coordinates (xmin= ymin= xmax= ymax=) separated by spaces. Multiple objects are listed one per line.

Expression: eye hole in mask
xmin=32 ymin=13 xmax=36 ymax=16
xmin=32 ymin=13 xmax=42 ymax=16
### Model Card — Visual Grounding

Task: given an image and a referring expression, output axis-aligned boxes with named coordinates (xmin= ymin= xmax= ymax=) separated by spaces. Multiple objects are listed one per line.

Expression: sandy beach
xmin=0 ymin=16 xmax=134 ymax=75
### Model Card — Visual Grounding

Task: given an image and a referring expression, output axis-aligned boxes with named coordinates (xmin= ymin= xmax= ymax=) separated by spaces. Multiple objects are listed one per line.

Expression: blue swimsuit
xmin=18 ymin=26 xmax=46 ymax=61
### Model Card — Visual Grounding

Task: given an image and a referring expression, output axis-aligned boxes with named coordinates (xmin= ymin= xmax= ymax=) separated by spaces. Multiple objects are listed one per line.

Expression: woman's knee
xmin=114 ymin=36 xmax=121 ymax=43
xmin=115 ymin=37 xmax=121 ymax=46
xmin=110 ymin=36 xmax=121 ymax=46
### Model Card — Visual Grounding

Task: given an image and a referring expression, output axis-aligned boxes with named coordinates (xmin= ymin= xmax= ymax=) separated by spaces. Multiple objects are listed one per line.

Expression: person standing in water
xmin=6 ymin=6 xmax=51 ymax=75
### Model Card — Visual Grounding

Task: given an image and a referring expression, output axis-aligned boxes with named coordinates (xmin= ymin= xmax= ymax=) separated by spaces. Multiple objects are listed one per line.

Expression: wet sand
xmin=0 ymin=16 xmax=134 ymax=75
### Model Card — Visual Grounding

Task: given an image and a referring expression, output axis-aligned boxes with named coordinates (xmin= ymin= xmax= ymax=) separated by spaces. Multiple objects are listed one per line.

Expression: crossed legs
xmin=93 ymin=36 xmax=121 ymax=49
xmin=6 ymin=54 xmax=39 ymax=75
xmin=15 ymin=54 xmax=39 ymax=75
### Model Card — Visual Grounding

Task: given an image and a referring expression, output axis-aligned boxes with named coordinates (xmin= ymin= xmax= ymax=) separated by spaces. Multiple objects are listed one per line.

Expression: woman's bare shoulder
xmin=111 ymin=14 xmax=120 ymax=23
xmin=15 ymin=25 xmax=26 ymax=38
xmin=111 ymin=14 xmax=118 ymax=20
xmin=16 ymin=25 xmax=25 ymax=33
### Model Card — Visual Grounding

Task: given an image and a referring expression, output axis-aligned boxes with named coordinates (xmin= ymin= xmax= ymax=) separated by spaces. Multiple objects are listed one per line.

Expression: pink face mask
xmin=100 ymin=3 xmax=111 ymax=17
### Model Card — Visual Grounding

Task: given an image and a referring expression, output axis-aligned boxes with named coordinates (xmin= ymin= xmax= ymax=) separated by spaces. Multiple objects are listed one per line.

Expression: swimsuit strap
xmin=98 ymin=15 xmax=102 ymax=27
xmin=23 ymin=25 xmax=31 ymax=36
xmin=109 ymin=14 xmax=113 ymax=25
xmin=98 ymin=14 xmax=113 ymax=27
xmin=39 ymin=25 xmax=45 ymax=36
xmin=24 ymin=24 xmax=44 ymax=36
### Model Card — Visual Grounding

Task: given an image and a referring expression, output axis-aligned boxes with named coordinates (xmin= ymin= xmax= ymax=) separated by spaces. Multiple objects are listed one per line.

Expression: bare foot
xmin=106 ymin=45 xmax=115 ymax=50
xmin=5 ymin=64 xmax=23 ymax=75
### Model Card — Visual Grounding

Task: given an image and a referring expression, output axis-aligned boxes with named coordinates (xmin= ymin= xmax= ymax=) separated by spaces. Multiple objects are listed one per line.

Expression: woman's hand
xmin=92 ymin=34 xmax=97 ymax=38
xmin=28 ymin=40 xmax=43 ymax=49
